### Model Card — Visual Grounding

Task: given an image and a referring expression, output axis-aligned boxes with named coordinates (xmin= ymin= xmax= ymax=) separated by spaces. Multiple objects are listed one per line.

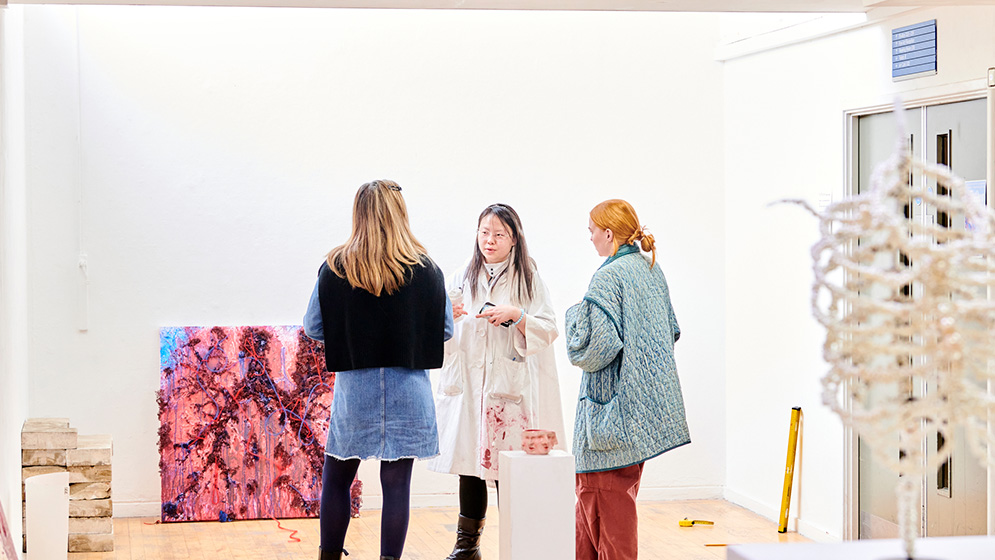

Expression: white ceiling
xmin=12 ymin=0 xmax=995 ymax=10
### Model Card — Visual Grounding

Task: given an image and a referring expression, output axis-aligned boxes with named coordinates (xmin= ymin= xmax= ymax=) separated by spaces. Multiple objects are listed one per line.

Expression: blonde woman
xmin=304 ymin=180 xmax=453 ymax=560
xmin=428 ymin=203 xmax=565 ymax=560
xmin=567 ymin=199 xmax=689 ymax=560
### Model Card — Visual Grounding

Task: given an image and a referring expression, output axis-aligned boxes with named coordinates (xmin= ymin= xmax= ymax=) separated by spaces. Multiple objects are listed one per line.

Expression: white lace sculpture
xmin=794 ymin=116 xmax=995 ymax=559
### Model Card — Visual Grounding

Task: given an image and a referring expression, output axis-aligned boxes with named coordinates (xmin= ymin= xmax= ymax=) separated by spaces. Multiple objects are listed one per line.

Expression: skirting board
xmin=115 ymin=485 xmax=723 ymax=518
xmin=114 ymin=493 xmax=466 ymax=518
xmin=723 ymin=488 xmax=839 ymax=543
xmin=638 ymin=485 xmax=723 ymax=501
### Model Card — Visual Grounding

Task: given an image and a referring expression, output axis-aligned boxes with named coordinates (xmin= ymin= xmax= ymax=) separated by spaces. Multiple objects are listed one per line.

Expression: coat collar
xmin=599 ymin=243 xmax=640 ymax=269
xmin=484 ymin=259 xmax=510 ymax=281
xmin=475 ymin=264 xmax=510 ymax=297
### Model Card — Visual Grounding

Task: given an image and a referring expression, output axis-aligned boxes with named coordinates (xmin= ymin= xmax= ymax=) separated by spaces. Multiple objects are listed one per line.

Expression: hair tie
xmin=641 ymin=227 xmax=656 ymax=249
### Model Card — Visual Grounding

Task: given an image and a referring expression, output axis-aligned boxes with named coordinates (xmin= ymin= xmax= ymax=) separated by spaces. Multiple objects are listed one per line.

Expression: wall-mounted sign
xmin=892 ymin=20 xmax=936 ymax=80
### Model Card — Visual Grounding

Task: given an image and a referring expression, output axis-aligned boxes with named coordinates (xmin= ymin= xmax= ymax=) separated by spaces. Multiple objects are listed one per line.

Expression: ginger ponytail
xmin=590 ymin=199 xmax=657 ymax=268
xmin=627 ymin=227 xmax=656 ymax=267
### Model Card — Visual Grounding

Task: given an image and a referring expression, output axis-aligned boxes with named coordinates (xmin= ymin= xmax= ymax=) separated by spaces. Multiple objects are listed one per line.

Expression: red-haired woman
xmin=567 ymin=199 xmax=690 ymax=560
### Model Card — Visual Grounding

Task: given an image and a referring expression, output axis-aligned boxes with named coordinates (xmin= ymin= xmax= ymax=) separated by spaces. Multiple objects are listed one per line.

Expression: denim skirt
xmin=325 ymin=367 xmax=440 ymax=461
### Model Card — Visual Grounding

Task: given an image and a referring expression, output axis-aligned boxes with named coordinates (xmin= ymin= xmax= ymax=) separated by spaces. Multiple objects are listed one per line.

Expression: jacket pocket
xmin=577 ymin=397 xmax=624 ymax=451
xmin=438 ymin=352 xmax=463 ymax=396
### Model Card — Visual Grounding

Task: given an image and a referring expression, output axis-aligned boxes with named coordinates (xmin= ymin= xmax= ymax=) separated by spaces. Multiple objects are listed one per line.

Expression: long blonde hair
xmin=327 ymin=180 xmax=427 ymax=296
xmin=590 ymin=199 xmax=657 ymax=268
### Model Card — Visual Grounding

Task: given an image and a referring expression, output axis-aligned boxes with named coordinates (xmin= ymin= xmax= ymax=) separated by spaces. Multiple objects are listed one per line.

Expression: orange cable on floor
xmin=272 ymin=517 xmax=301 ymax=543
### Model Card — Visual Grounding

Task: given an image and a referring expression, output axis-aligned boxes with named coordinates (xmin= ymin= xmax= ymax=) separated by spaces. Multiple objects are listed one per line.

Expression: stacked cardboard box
xmin=21 ymin=419 xmax=113 ymax=553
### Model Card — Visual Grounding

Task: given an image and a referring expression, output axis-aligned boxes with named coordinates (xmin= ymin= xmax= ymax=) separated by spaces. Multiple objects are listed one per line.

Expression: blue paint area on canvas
xmin=160 ymin=327 xmax=192 ymax=371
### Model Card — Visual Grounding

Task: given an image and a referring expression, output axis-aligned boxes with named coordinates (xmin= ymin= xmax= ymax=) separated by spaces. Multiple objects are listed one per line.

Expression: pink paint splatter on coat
xmin=480 ymin=400 xmax=530 ymax=477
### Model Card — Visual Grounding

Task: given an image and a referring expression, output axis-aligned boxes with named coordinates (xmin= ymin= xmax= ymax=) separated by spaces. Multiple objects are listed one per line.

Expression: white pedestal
xmin=25 ymin=472 xmax=70 ymax=560
xmin=498 ymin=450 xmax=574 ymax=560
xmin=728 ymin=535 xmax=995 ymax=560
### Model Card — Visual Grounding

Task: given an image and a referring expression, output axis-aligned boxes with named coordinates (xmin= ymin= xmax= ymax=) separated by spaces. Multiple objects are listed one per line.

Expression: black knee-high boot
xmin=444 ymin=515 xmax=485 ymax=560
xmin=318 ymin=548 xmax=348 ymax=560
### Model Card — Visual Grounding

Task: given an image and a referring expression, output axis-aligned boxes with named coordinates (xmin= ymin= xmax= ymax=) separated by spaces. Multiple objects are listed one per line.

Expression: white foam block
xmin=25 ymin=471 xmax=70 ymax=560
xmin=498 ymin=450 xmax=575 ymax=560
xmin=728 ymin=535 xmax=995 ymax=560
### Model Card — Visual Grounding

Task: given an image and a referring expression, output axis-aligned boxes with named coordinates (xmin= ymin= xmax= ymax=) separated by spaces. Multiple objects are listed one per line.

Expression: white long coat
xmin=427 ymin=263 xmax=565 ymax=481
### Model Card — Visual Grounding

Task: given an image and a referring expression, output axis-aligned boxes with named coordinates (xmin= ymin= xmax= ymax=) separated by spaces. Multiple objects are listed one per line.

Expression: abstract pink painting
xmin=0 ymin=497 xmax=16 ymax=560
xmin=158 ymin=325 xmax=350 ymax=522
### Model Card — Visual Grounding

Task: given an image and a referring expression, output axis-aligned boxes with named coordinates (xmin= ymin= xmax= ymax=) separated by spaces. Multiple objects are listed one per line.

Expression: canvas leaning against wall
xmin=158 ymin=325 xmax=357 ymax=522
xmin=0 ymin=498 xmax=17 ymax=560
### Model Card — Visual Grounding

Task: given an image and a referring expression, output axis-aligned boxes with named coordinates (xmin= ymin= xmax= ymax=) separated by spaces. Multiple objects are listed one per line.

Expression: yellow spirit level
xmin=778 ymin=406 xmax=802 ymax=533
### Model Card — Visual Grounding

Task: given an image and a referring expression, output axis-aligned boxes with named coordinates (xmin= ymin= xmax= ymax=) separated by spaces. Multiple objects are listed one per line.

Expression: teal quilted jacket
xmin=566 ymin=244 xmax=690 ymax=473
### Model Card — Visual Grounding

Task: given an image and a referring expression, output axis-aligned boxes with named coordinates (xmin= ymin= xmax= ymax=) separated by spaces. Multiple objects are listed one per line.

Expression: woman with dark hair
xmin=303 ymin=180 xmax=453 ymax=560
xmin=427 ymin=203 xmax=565 ymax=560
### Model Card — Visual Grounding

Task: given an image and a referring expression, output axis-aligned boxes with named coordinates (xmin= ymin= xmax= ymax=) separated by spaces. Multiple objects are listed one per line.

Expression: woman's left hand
xmin=476 ymin=304 xmax=523 ymax=327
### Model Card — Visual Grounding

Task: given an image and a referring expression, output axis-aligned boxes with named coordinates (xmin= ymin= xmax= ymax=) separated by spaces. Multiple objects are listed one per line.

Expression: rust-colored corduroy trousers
xmin=575 ymin=462 xmax=645 ymax=560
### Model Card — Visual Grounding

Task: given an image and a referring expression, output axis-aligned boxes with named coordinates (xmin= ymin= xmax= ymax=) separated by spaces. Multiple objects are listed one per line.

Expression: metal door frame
xmin=841 ymin=80 xmax=994 ymax=541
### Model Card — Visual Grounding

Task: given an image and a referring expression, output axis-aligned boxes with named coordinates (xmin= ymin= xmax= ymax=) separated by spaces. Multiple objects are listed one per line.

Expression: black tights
xmin=320 ymin=455 xmax=414 ymax=558
xmin=458 ymin=475 xmax=497 ymax=520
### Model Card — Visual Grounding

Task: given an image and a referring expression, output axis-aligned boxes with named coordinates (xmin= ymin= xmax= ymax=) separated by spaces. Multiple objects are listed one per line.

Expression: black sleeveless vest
xmin=316 ymin=256 xmax=446 ymax=372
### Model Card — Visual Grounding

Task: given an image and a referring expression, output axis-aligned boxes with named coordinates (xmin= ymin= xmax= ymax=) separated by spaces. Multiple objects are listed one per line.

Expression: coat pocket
xmin=487 ymin=356 xmax=529 ymax=401
xmin=438 ymin=352 xmax=463 ymax=396
xmin=577 ymin=397 xmax=624 ymax=452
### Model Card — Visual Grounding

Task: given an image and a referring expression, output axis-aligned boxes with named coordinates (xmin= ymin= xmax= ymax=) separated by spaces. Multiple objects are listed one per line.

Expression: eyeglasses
xmin=477 ymin=230 xmax=510 ymax=242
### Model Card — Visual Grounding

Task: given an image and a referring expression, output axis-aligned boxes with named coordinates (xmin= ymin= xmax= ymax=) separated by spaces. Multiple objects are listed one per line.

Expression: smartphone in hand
xmin=479 ymin=302 xmax=513 ymax=327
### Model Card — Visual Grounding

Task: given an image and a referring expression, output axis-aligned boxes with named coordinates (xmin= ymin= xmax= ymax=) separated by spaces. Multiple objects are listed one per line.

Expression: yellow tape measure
xmin=678 ymin=517 xmax=715 ymax=527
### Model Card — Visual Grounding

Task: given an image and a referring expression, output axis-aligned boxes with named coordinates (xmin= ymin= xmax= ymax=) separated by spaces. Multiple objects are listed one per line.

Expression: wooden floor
xmin=69 ymin=500 xmax=809 ymax=560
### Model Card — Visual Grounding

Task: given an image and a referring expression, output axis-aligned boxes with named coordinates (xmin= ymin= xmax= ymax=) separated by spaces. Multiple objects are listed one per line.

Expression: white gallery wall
xmin=12 ymin=1 xmax=993 ymax=544
xmin=13 ymin=5 xmax=727 ymax=517
xmin=722 ymin=6 xmax=995 ymax=540
xmin=1 ymin=5 xmax=30 ymax=548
